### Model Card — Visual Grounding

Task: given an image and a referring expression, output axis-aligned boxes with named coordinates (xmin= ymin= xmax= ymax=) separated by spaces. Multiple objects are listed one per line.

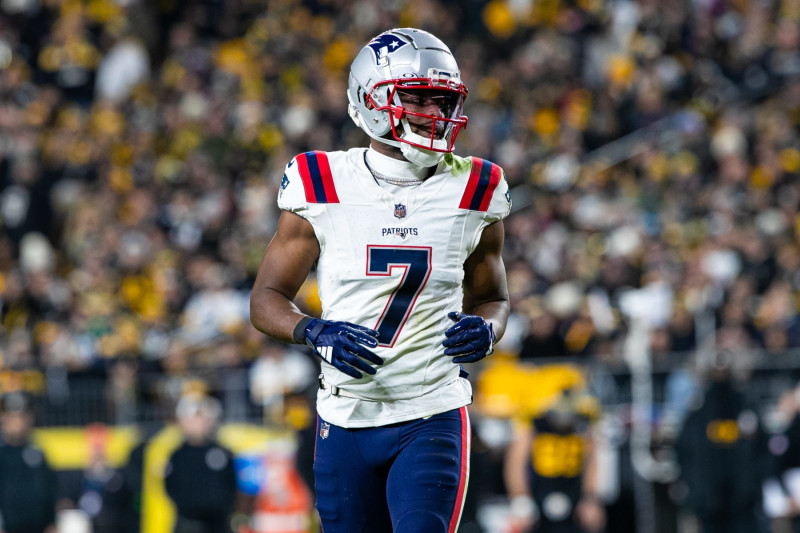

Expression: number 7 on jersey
xmin=366 ymin=245 xmax=432 ymax=347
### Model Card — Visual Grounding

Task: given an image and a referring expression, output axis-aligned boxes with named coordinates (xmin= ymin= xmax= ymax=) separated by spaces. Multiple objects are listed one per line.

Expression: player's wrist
xmin=292 ymin=316 xmax=316 ymax=344
xmin=579 ymin=492 xmax=603 ymax=506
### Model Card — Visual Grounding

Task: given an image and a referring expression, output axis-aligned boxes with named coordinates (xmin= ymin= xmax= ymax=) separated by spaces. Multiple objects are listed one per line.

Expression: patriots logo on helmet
xmin=394 ymin=203 xmax=407 ymax=219
xmin=367 ymin=34 xmax=408 ymax=64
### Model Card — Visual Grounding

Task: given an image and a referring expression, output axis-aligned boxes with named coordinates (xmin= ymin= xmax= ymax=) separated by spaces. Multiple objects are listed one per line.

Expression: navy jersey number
xmin=366 ymin=245 xmax=432 ymax=347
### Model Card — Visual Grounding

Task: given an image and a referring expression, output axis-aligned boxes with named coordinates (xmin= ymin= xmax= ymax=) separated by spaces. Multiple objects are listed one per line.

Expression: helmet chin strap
xmin=395 ymin=116 xmax=448 ymax=167
xmin=400 ymin=142 xmax=445 ymax=167
xmin=360 ymin=103 xmax=449 ymax=167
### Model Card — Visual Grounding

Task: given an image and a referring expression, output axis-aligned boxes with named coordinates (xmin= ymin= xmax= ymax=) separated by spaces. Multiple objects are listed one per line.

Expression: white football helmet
xmin=347 ymin=28 xmax=468 ymax=166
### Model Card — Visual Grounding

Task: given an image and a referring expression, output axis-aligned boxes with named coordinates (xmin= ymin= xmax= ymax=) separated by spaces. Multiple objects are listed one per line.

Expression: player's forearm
xmin=466 ymin=299 xmax=509 ymax=341
xmin=505 ymin=466 xmax=530 ymax=499
xmin=581 ymin=433 xmax=601 ymax=497
xmin=504 ymin=431 xmax=532 ymax=497
xmin=249 ymin=287 xmax=309 ymax=344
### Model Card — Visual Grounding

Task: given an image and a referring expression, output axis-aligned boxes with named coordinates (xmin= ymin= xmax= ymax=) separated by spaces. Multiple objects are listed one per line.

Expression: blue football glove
xmin=443 ymin=312 xmax=496 ymax=363
xmin=302 ymin=319 xmax=383 ymax=379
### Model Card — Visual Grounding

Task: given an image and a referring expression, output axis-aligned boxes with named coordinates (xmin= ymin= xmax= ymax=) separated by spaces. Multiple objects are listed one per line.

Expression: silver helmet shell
xmin=347 ymin=28 xmax=468 ymax=161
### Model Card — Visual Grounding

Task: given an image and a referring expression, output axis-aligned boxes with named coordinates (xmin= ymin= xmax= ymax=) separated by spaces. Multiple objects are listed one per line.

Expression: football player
xmin=250 ymin=28 xmax=510 ymax=533
xmin=504 ymin=388 xmax=605 ymax=533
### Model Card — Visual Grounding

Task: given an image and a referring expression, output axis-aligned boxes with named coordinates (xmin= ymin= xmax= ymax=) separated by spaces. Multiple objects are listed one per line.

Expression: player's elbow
xmin=249 ymin=289 xmax=268 ymax=334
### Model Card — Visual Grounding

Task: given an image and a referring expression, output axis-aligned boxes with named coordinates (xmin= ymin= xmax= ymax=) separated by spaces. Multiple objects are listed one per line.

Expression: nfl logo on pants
xmin=394 ymin=203 xmax=406 ymax=219
xmin=320 ymin=422 xmax=330 ymax=439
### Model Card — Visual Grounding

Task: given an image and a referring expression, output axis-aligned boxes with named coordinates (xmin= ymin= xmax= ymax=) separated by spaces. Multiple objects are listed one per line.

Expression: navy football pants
xmin=313 ymin=406 xmax=470 ymax=533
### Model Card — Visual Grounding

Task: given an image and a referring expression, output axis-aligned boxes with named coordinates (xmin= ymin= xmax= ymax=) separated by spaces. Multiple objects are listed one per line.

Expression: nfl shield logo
xmin=394 ymin=203 xmax=407 ymax=219
xmin=320 ymin=422 xmax=330 ymax=439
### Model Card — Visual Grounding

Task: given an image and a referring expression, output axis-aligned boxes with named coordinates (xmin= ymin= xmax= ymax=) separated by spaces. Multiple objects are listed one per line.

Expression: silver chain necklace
xmin=364 ymin=154 xmax=424 ymax=187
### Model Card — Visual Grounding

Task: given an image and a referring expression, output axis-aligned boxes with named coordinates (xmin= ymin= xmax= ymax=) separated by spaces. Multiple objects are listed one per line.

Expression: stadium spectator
xmin=675 ymin=350 xmax=767 ymax=533
xmin=0 ymin=0 xmax=797 ymax=406
xmin=165 ymin=394 xmax=237 ymax=533
xmin=0 ymin=392 xmax=58 ymax=533
xmin=504 ymin=388 xmax=605 ymax=533
xmin=762 ymin=385 xmax=800 ymax=533
xmin=97 ymin=439 xmax=146 ymax=533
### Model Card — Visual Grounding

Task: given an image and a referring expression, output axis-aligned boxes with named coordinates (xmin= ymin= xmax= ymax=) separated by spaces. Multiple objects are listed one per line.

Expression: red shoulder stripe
xmin=295 ymin=151 xmax=339 ymax=204
xmin=459 ymin=158 xmax=501 ymax=212
xmin=314 ymin=151 xmax=339 ymax=204
xmin=458 ymin=157 xmax=484 ymax=210
xmin=478 ymin=161 xmax=502 ymax=212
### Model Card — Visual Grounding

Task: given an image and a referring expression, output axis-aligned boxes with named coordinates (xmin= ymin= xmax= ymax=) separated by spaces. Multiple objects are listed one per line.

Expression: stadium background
xmin=1 ymin=0 xmax=800 ymax=531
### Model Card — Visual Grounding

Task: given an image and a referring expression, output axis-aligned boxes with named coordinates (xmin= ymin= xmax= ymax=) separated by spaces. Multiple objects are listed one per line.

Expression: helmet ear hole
xmin=359 ymin=88 xmax=376 ymax=110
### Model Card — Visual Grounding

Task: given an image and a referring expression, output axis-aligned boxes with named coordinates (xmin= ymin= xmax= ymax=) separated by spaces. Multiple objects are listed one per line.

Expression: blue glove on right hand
xmin=302 ymin=319 xmax=383 ymax=379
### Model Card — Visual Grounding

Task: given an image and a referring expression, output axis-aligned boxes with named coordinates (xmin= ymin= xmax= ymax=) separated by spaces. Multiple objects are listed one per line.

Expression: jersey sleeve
xmin=456 ymin=157 xmax=512 ymax=223
xmin=486 ymin=169 xmax=512 ymax=223
xmin=276 ymin=151 xmax=340 ymax=216
xmin=276 ymin=155 xmax=311 ymax=216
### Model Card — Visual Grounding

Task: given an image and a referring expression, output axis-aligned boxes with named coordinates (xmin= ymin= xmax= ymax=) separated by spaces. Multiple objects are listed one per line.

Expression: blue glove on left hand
xmin=443 ymin=312 xmax=496 ymax=363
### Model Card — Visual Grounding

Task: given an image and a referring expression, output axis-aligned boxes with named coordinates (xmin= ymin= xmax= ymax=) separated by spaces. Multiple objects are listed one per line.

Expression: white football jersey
xmin=277 ymin=147 xmax=511 ymax=428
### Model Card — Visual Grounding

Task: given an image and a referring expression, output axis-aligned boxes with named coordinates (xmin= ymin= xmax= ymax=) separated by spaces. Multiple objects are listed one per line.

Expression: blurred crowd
xmin=1 ymin=0 xmax=799 ymax=395
xmin=1 ymin=0 xmax=800 ymax=531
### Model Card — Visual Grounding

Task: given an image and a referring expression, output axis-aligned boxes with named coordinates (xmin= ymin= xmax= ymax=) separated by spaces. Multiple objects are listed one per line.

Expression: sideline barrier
xmin=32 ymin=424 xmax=302 ymax=533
